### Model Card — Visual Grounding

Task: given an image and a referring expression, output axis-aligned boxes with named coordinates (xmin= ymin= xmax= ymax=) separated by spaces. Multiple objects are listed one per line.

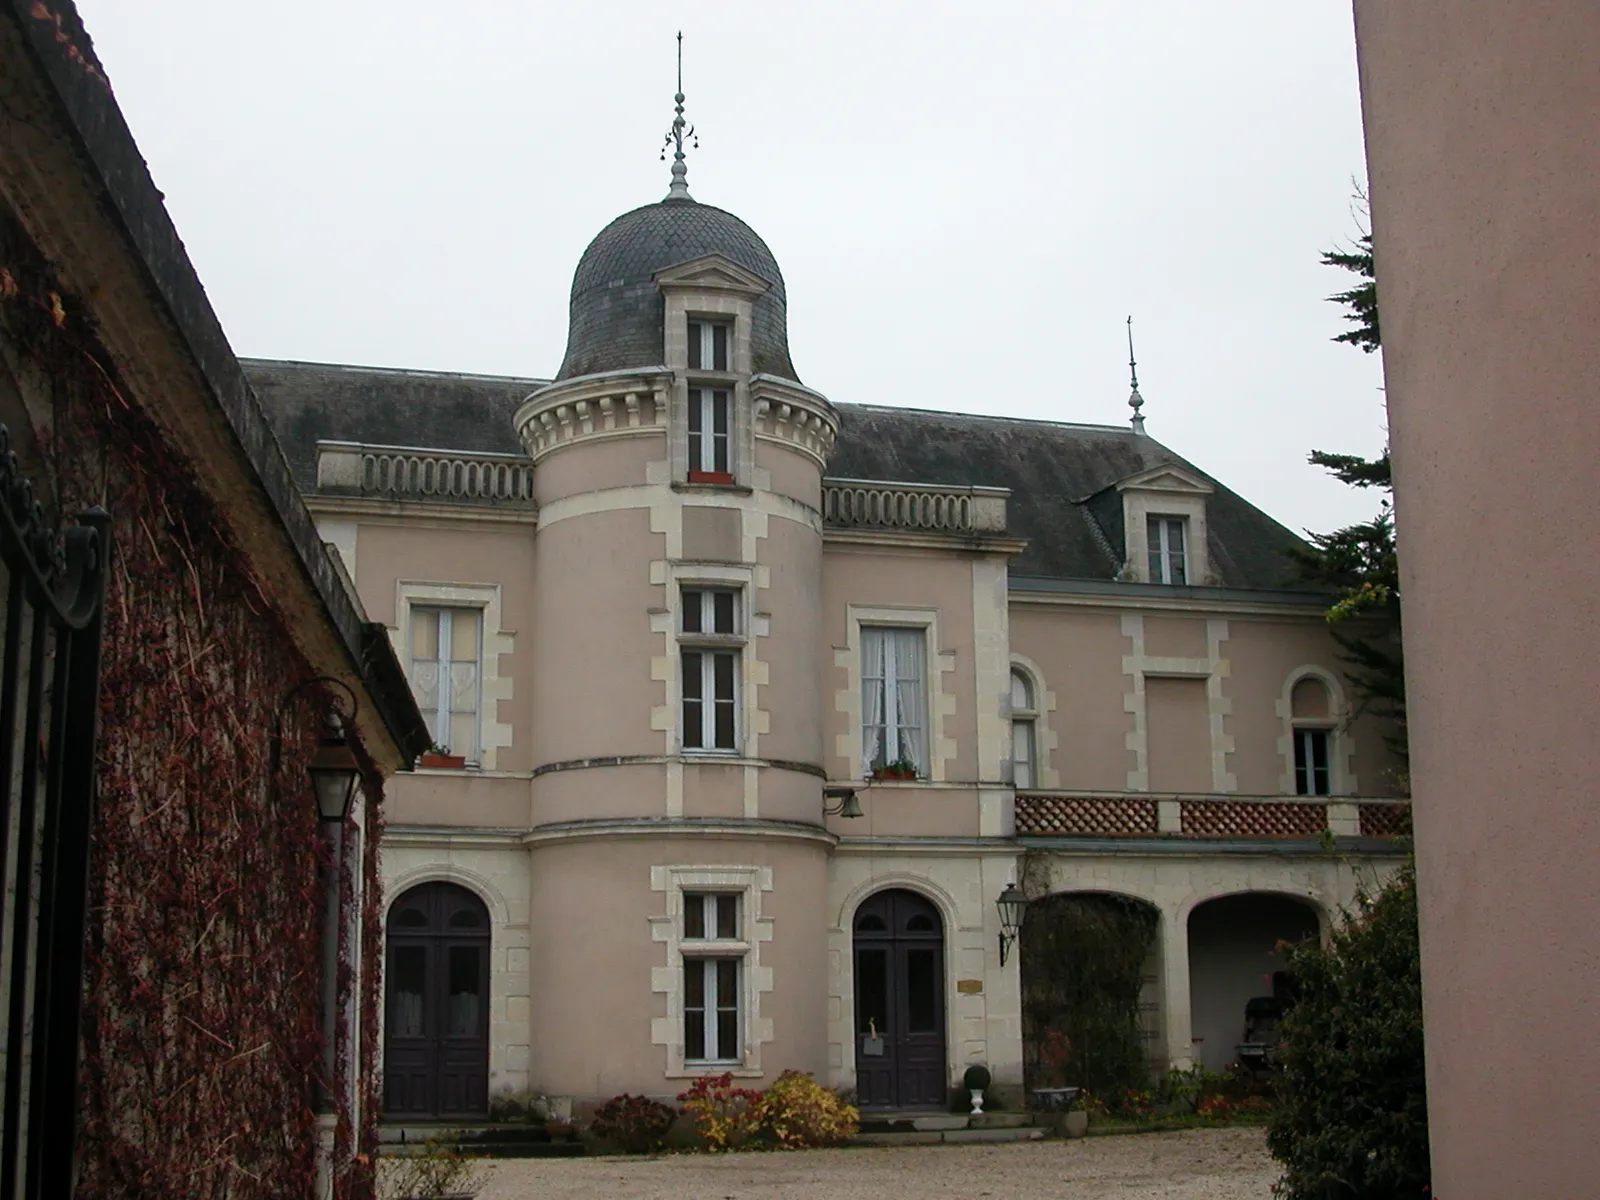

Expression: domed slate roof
xmin=556 ymin=197 xmax=799 ymax=382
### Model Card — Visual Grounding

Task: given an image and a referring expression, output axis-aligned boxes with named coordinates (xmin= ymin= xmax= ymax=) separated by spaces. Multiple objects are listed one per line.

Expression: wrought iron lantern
xmin=997 ymin=882 xmax=1029 ymax=966
xmin=308 ymin=715 xmax=361 ymax=823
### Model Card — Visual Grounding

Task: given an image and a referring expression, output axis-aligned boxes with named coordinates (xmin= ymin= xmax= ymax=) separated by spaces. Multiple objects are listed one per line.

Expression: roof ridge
xmin=835 ymin=401 xmax=1148 ymax=437
xmin=239 ymin=357 xmax=547 ymax=387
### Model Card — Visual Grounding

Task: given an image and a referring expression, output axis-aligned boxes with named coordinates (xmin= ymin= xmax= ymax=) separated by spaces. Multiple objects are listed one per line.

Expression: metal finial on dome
xmin=1126 ymin=315 xmax=1146 ymax=434
xmin=660 ymin=31 xmax=698 ymax=200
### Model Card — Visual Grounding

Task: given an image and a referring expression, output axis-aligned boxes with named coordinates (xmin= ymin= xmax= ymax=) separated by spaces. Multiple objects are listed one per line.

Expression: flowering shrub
xmin=590 ymin=1094 xmax=677 ymax=1154
xmin=756 ymin=1071 xmax=859 ymax=1149
xmin=1197 ymin=1094 xmax=1237 ymax=1119
xmin=677 ymin=1073 xmax=764 ymax=1151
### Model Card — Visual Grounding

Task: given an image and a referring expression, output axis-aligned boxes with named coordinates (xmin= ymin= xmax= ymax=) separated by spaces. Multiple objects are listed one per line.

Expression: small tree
xmin=1268 ymin=864 xmax=1429 ymax=1198
xmin=1288 ymin=196 xmax=1406 ymax=765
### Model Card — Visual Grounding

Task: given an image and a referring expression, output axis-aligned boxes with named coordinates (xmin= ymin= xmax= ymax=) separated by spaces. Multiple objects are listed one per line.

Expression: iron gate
xmin=0 ymin=425 xmax=110 ymax=1200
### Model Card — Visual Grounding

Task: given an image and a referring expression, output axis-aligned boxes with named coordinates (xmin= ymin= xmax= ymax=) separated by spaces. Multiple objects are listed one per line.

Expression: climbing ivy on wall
xmin=0 ymin=211 xmax=384 ymax=1198
xmin=1019 ymin=887 xmax=1159 ymax=1096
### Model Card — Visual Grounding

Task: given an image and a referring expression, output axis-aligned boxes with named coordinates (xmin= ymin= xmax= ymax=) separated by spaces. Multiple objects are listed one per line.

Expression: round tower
xmin=513 ymin=173 xmax=840 ymax=1100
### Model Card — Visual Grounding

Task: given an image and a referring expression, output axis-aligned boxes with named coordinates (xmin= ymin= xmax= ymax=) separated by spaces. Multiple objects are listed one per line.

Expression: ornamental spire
xmin=660 ymin=31 xmax=698 ymax=200
xmin=1126 ymin=315 xmax=1146 ymax=434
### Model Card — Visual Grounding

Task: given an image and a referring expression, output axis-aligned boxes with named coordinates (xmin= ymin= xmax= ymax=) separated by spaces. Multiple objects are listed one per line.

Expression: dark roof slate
xmin=559 ymin=198 xmax=798 ymax=383
xmin=244 ymin=359 xmax=536 ymax=490
xmin=246 ymin=362 xmax=1308 ymax=590
xmin=827 ymin=405 xmax=1309 ymax=589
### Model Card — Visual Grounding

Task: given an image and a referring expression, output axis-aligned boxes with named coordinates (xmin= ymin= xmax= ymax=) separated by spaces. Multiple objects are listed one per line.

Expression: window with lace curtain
xmin=861 ymin=626 xmax=927 ymax=778
xmin=409 ymin=605 xmax=482 ymax=764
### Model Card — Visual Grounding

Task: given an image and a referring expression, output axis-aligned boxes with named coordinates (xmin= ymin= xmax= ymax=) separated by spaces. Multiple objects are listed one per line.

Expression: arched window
xmin=1011 ymin=667 xmax=1038 ymax=789
xmin=1289 ymin=675 xmax=1336 ymax=795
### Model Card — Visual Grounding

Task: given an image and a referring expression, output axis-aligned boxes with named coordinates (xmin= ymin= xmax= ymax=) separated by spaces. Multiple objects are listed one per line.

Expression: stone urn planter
xmin=963 ymin=1064 xmax=992 ymax=1115
xmin=1060 ymin=1109 xmax=1089 ymax=1138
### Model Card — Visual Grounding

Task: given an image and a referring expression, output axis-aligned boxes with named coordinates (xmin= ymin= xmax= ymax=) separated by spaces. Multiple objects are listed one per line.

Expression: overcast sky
xmin=72 ymin=0 xmax=1382 ymax=537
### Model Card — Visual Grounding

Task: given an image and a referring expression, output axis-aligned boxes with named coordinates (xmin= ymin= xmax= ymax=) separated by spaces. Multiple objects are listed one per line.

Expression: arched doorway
xmin=1187 ymin=892 xmax=1320 ymax=1072
xmin=1019 ymin=892 xmax=1162 ymax=1096
xmin=383 ymin=882 xmax=491 ymax=1118
xmin=853 ymin=888 xmax=946 ymax=1110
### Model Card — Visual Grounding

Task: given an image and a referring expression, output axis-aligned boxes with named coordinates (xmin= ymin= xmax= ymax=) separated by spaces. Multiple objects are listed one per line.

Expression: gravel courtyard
xmin=472 ymin=1128 xmax=1277 ymax=1199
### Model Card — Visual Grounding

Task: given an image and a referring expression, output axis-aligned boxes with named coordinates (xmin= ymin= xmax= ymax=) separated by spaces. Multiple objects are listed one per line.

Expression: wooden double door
xmin=383 ymin=882 xmax=491 ymax=1118
xmin=853 ymin=889 xmax=948 ymax=1110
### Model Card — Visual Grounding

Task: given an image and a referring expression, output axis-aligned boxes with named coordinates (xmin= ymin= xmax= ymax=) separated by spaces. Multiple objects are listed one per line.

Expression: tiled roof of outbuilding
xmin=244 ymin=361 xmax=1308 ymax=591
xmin=558 ymin=198 xmax=798 ymax=383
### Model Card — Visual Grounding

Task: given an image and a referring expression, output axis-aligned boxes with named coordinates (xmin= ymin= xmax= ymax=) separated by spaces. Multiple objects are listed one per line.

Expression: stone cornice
xmin=751 ymin=374 xmax=839 ymax=466
xmin=513 ymin=367 xmax=673 ymax=462
xmin=824 ymin=529 xmax=1029 ymax=557
xmin=521 ymin=818 xmax=838 ymax=848
xmin=305 ymin=495 xmax=539 ymax=527
xmin=1008 ymin=582 xmax=1335 ymax=618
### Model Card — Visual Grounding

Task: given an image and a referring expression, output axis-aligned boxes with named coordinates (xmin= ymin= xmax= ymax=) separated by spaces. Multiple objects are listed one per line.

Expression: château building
xmin=253 ymin=119 xmax=1407 ymax=1120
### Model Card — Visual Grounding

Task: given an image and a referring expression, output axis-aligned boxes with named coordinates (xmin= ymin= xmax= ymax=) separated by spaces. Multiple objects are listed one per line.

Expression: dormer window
xmin=688 ymin=320 xmax=731 ymax=372
xmin=1148 ymin=516 xmax=1188 ymax=584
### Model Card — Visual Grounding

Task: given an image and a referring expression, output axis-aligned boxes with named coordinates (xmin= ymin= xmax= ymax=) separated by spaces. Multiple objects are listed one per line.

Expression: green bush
xmin=1267 ymin=862 xmax=1429 ymax=1199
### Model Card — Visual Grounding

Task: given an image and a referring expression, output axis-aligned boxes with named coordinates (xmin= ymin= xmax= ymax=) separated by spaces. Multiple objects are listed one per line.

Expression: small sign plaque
xmin=957 ymin=978 xmax=984 ymax=995
xmin=862 ymin=1035 xmax=885 ymax=1057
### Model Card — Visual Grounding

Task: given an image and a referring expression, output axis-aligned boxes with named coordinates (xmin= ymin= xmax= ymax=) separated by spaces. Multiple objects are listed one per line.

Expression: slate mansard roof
xmin=558 ymin=199 xmax=799 ymax=383
xmin=246 ymin=360 xmax=1309 ymax=591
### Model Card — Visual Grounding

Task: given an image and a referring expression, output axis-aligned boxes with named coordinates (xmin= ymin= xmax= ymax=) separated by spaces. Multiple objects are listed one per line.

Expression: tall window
xmin=688 ymin=320 xmax=733 ymax=483
xmin=410 ymin=606 xmax=481 ymax=762
xmin=683 ymin=892 xmax=742 ymax=1063
xmin=1010 ymin=667 xmax=1038 ymax=789
xmin=1147 ymin=515 xmax=1188 ymax=584
xmin=862 ymin=627 xmax=927 ymax=777
xmin=1289 ymin=675 xmax=1336 ymax=795
xmin=1294 ymin=729 xmax=1331 ymax=796
xmin=681 ymin=587 xmax=740 ymax=752
xmin=688 ymin=320 xmax=730 ymax=371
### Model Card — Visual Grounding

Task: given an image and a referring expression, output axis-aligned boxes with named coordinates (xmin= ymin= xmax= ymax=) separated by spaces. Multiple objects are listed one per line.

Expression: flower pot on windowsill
xmin=870 ymin=763 xmax=920 ymax=782
xmin=418 ymin=752 xmax=467 ymax=770
xmin=687 ymin=469 xmax=737 ymax=485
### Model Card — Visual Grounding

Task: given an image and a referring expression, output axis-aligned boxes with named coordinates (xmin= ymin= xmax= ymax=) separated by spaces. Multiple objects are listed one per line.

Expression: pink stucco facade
xmin=1353 ymin=4 xmax=1600 ymax=1194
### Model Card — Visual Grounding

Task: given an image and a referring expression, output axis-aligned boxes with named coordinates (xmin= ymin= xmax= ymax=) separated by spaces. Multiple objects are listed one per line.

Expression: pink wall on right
xmin=1353 ymin=4 xmax=1600 ymax=1195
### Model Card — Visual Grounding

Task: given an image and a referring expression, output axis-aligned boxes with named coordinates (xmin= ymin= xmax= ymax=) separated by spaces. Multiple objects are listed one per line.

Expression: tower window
xmin=681 ymin=587 xmax=740 ymax=752
xmin=688 ymin=320 xmax=731 ymax=371
xmin=688 ymin=389 xmax=732 ymax=482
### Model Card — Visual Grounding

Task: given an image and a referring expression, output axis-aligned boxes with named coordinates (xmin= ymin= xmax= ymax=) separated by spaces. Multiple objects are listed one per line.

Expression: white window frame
xmin=409 ymin=604 xmax=483 ymax=765
xmin=1010 ymin=666 xmax=1038 ymax=789
xmin=650 ymin=865 xmax=774 ymax=1077
xmin=679 ymin=586 xmax=742 ymax=754
xmin=1148 ymin=515 xmax=1188 ymax=584
xmin=1293 ymin=726 xmax=1333 ymax=796
xmin=682 ymin=891 xmax=743 ymax=1064
xmin=861 ymin=625 xmax=929 ymax=778
xmin=688 ymin=319 xmax=731 ymax=372
xmin=687 ymin=319 xmax=734 ymax=481
xmin=687 ymin=388 xmax=732 ymax=478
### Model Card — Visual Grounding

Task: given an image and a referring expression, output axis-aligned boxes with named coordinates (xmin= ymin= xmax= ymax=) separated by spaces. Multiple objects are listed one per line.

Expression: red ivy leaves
xmin=2 ymin=216 xmax=383 ymax=1199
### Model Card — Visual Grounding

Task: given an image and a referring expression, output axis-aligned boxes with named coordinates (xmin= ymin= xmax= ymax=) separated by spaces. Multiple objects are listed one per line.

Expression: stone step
xmin=969 ymin=1112 xmax=1034 ymax=1129
xmin=858 ymin=1112 xmax=968 ymax=1133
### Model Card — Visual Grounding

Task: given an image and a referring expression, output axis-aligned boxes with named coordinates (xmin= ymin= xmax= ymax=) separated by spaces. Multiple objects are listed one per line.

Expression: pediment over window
xmin=654 ymin=254 xmax=774 ymax=298
xmin=1112 ymin=463 xmax=1215 ymax=496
